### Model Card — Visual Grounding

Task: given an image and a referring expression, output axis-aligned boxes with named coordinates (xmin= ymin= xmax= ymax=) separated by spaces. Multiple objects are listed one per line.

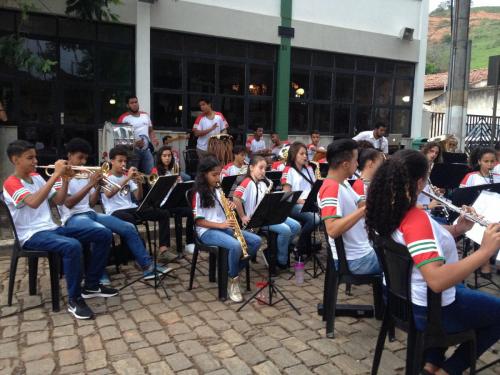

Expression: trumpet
xmin=421 ymin=190 xmax=491 ymax=227
xmin=122 ymin=167 xmax=159 ymax=186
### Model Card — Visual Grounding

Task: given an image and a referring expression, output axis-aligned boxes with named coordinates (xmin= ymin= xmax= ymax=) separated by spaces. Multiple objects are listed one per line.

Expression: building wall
xmin=429 ymin=87 xmax=500 ymax=116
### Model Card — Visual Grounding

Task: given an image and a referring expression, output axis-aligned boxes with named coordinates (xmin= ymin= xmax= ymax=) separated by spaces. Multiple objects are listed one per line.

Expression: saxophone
xmin=309 ymin=161 xmax=323 ymax=180
xmin=217 ymin=184 xmax=250 ymax=260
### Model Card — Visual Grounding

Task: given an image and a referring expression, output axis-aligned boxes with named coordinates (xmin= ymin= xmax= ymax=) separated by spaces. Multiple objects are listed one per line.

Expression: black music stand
xmin=265 ymin=171 xmax=282 ymax=191
xmin=237 ymin=191 xmax=301 ymax=314
xmin=221 ymin=175 xmax=238 ymax=196
xmin=430 ymin=163 xmax=470 ymax=189
xmin=300 ymin=180 xmax=325 ymax=278
xmin=442 ymin=152 xmax=467 ymax=164
xmin=120 ymin=175 xmax=177 ymax=298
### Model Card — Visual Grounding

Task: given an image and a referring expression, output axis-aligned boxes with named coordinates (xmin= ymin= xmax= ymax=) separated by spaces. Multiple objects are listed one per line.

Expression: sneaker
xmin=184 ymin=243 xmax=195 ymax=254
xmin=99 ymin=272 xmax=111 ymax=286
xmin=68 ymin=297 xmax=94 ymax=319
xmin=228 ymin=276 xmax=243 ymax=303
xmin=143 ymin=265 xmax=173 ymax=280
xmin=81 ymin=285 xmax=119 ymax=299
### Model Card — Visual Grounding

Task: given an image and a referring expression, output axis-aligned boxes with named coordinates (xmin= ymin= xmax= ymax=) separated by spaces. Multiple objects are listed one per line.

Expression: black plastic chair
xmin=185 ymin=190 xmax=250 ymax=300
xmin=319 ymin=227 xmax=383 ymax=338
xmin=0 ymin=196 xmax=60 ymax=312
xmin=371 ymin=236 xmax=477 ymax=375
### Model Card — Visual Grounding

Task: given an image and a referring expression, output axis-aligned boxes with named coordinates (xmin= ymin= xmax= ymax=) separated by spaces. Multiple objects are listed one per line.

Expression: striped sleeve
xmin=3 ymin=175 xmax=30 ymax=207
xmin=117 ymin=112 xmax=129 ymax=124
xmin=400 ymin=208 xmax=444 ymax=268
xmin=193 ymin=115 xmax=203 ymax=130
xmin=281 ymin=166 xmax=293 ymax=186
xmin=192 ymin=192 xmax=204 ymax=220
xmin=352 ymin=179 xmax=366 ymax=200
xmin=53 ymin=177 xmax=63 ymax=191
xmin=245 ymin=137 xmax=253 ymax=151
xmin=318 ymin=180 xmax=342 ymax=220
xmin=221 ymin=163 xmax=233 ymax=178
xmin=215 ymin=112 xmax=228 ymax=129
xmin=459 ymin=172 xmax=475 ymax=187
xmin=234 ymin=177 xmax=251 ymax=202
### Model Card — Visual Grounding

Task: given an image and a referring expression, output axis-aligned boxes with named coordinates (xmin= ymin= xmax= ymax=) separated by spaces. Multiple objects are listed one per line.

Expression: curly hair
xmin=421 ymin=141 xmax=442 ymax=163
xmin=155 ymin=146 xmax=175 ymax=175
xmin=468 ymin=147 xmax=495 ymax=171
xmin=193 ymin=155 xmax=221 ymax=208
xmin=366 ymin=149 xmax=428 ymax=240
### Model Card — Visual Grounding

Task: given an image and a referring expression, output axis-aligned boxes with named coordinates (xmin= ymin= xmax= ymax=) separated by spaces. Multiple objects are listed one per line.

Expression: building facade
xmin=0 ymin=0 xmax=429 ymax=167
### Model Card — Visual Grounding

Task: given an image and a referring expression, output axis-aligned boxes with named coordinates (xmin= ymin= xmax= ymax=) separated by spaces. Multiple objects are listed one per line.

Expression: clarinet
xmin=421 ymin=190 xmax=491 ymax=227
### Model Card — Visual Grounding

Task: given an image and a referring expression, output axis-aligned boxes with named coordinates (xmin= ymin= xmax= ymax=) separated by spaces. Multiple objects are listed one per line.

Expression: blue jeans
xmin=180 ymin=172 xmax=192 ymax=182
xmin=290 ymin=204 xmax=320 ymax=252
xmin=66 ymin=211 xmax=152 ymax=269
xmin=200 ymin=228 xmax=261 ymax=278
xmin=333 ymin=250 xmax=381 ymax=275
xmin=132 ymin=147 xmax=154 ymax=174
xmin=23 ymin=226 xmax=112 ymax=299
xmin=263 ymin=217 xmax=301 ymax=265
xmin=413 ymin=284 xmax=500 ymax=375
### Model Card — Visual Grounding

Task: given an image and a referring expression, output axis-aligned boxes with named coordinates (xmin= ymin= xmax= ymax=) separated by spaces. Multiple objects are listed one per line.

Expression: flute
xmin=421 ymin=190 xmax=491 ymax=227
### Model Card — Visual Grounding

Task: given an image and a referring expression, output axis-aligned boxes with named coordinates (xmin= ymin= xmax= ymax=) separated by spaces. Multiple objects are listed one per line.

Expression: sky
xmin=429 ymin=0 xmax=500 ymax=12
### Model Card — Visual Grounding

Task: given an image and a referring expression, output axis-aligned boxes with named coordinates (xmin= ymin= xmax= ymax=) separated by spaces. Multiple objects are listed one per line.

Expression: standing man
xmin=352 ymin=122 xmax=388 ymax=154
xmin=192 ymin=98 xmax=228 ymax=159
xmin=117 ymin=95 xmax=159 ymax=174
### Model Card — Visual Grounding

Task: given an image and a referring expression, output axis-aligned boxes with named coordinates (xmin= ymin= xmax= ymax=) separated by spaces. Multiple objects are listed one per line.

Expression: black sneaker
xmin=81 ymin=284 xmax=119 ymax=299
xmin=68 ymin=297 xmax=94 ymax=320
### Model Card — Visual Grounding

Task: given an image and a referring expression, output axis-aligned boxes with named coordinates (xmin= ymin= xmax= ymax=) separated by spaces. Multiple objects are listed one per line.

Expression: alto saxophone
xmin=217 ymin=184 xmax=250 ymax=260
xmin=309 ymin=161 xmax=323 ymax=180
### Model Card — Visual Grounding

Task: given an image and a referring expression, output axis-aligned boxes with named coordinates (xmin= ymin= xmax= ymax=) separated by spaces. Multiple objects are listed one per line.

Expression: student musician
xmin=221 ymin=145 xmax=248 ymax=178
xmin=461 ymin=147 xmax=500 ymax=187
xmin=306 ymin=129 xmax=323 ymax=161
xmin=3 ymin=140 xmax=118 ymax=320
xmin=59 ymin=138 xmax=169 ymax=283
xmin=494 ymin=141 xmax=500 ymax=172
xmin=101 ymin=146 xmax=172 ymax=258
xmin=318 ymin=139 xmax=381 ymax=274
xmin=271 ymin=144 xmax=289 ymax=172
xmin=351 ymin=148 xmax=385 ymax=201
xmin=192 ymin=156 xmax=261 ymax=302
xmin=151 ymin=145 xmax=195 ymax=255
xmin=270 ymin=132 xmax=289 ymax=159
xmin=417 ymin=142 xmax=443 ymax=215
xmin=366 ymin=149 xmax=500 ymax=375
xmin=246 ymin=127 xmax=269 ymax=156
xmin=233 ymin=156 xmax=301 ymax=270
xmin=281 ymin=142 xmax=319 ymax=256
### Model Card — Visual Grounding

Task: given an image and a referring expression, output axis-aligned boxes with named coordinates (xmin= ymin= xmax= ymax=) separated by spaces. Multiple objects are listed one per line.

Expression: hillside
xmin=426 ymin=6 xmax=500 ymax=74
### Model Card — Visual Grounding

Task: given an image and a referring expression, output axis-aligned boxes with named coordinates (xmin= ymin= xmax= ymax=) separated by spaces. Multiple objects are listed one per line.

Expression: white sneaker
xmin=184 ymin=243 xmax=195 ymax=254
xmin=228 ymin=276 xmax=243 ymax=303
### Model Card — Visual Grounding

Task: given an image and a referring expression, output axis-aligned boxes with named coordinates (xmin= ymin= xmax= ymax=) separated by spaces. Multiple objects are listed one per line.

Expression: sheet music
xmin=462 ymin=192 xmax=500 ymax=253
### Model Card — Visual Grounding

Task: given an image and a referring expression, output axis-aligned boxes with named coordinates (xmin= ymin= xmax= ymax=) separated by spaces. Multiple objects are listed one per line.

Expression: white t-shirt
xmin=352 ymin=130 xmax=389 ymax=154
xmin=192 ymin=189 xmax=226 ymax=237
xmin=58 ymin=178 xmax=95 ymax=224
xmin=246 ymin=137 xmax=266 ymax=154
xmin=221 ymin=162 xmax=246 ymax=178
xmin=281 ymin=165 xmax=316 ymax=200
xmin=306 ymin=143 xmax=318 ymax=161
xmin=193 ymin=112 xmax=228 ymax=151
xmin=118 ymin=112 xmax=152 ymax=141
xmin=459 ymin=171 xmax=500 ymax=187
xmin=100 ymin=174 xmax=138 ymax=215
xmin=3 ymin=173 xmax=59 ymax=246
xmin=233 ymin=177 xmax=268 ymax=217
xmin=318 ymin=178 xmax=373 ymax=261
xmin=392 ymin=207 xmax=458 ymax=307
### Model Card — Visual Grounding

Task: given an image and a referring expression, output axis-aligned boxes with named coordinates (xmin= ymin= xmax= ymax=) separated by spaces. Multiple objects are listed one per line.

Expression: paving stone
xmin=157 ymin=342 xmax=177 ymax=356
xmin=313 ymin=363 xmax=343 ymax=375
xmin=179 ymin=340 xmax=207 ymax=357
xmin=206 ymin=370 xmax=231 ymax=375
xmin=251 ymin=335 xmax=281 ymax=351
xmin=2 ymin=325 xmax=19 ymax=338
xmin=96 ymin=315 xmax=115 ymax=328
xmin=264 ymin=325 xmax=290 ymax=339
xmin=100 ymin=326 xmax=121 ymax=341
xmin=222 ymin=357 xmax=252 ymax=375
xmin=252 ymin=360 xmax=281 ymax=375
xmin=20 ymin=321 xmax=47 ymax=333
xmin=332 ymin=354 xmax=370 ymax=375
xmin=284 ymin=364 xmax=315 ymax=375
xmin=308 ymin=338 xmax=343 ymax=357
xmin=281 ymin=337 xmax=308 ymax=353
xmin=193 ymin=325 xmax=217 ymax=338
xmin=266 ymin=347 xmax=301 ymax=370
xmin=221 ymin=329 xmax=245 ymax=345
xmin=297 ymin=349 xmax=327 ymax=366
xmin=130 ymin=308 xmax=154 ymax=323
xmin=165 ymin=353 xmax=193 ymax=372
xmin=178 ymin=370 xmax=199 ymax=375
xmin=83 ymin=335 xmax=103 ymax=352
xmin=26 ymin=331 xmax=48 ymax=346
xmin=21 ymin=343 xmax=51 ymax=362
xmin=59 ymin=364 xmax=85 ymax=374
xmin=53 ymin=324 xmax=74 ymax=337
xmin=192 ymin=353 xmax=221 ymax=373
xmin=104 ymin=339 xmax=128 ymax=356
xmin=147 ymin=361 xmax=175 ymax=375
xmin=54 ymin=335 xmax=79 ymax=351
xmin=135 ymin=347 xmax=161 ymax=365
xmin=145 ymin=330 xmax=169 ymax=345
xmin=168 ymin=322 xmax=191 ymax=336
xmin=117 ymin=318 xmax=137 ymax=332
xmin=138 ymin=320 xmax=162 ymax=333
xmin=112 ymin=357 xmax=146 ymax=375
xmin=85 ymin=350 xmax=107 ymax=371
xmin=234 ymin=343 xmax=266 ymax=366
xmin=58 ymin=348 xmax=83 ymax=367
xmin=25 ymin=358 xmax=55 ymax=375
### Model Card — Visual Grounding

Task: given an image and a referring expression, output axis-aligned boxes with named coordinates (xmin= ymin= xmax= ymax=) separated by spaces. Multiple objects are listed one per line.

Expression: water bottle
xmin=295 ymin=258 xmax=304 ymax=285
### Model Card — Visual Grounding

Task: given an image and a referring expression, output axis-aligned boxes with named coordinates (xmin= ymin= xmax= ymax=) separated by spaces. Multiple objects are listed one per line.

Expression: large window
xmin=151 ymin=30 xmax=276 ymax=134
xmin=290 ymin=48 xmax=415 ymax=136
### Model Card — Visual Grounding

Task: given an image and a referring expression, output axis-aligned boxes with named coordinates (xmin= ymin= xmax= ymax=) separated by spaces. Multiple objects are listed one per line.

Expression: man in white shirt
xmin=192 ymin=98 xmax=228 ymax=159
xmin=246 ymin=127 xmax=269 ymax=156
xmin=117 ymin=95 xmax=159 ymax=174
xmin=352 ymin=123 xmax=388 ymax=154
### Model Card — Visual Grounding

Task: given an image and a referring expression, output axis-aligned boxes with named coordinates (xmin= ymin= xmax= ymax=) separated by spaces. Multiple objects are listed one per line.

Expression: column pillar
xmin=135 ymin=1 xmax=151 ymax=112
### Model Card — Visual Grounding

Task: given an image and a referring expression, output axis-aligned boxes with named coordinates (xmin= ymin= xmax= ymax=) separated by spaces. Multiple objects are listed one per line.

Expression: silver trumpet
xmin=421 ymin=190 xmax=491 ymax=227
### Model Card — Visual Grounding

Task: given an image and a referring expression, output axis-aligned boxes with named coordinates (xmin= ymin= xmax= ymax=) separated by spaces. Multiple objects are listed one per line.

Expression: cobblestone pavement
xmin=0 ymin=246 xmax=498 ymax=375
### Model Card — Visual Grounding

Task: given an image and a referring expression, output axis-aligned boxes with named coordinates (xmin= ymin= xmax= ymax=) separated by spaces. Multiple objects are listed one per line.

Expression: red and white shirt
xmin=57 ymin=178 xmax=95 ymax=224
xmin=281 ymin=165 xmax=316 ymax=200
xmin=193 ymin=112 xmax=228 ymax=151
xmin=234 ymin=177 xmax=268 ymax=217
xmin=221 ymin=162 xmax=246 ymax=178
xmin=192 ymin=189 xmax=226 ymax=237
xmin=351 ymin=178 xmax=368 ymax=201
xmin=100 ymin=174 xmax=138 ymax=215
xmin=271 ymin=161 xmax=286 ymax=172
xmin=3 ymin=173 xmax=59 ymax=245
xmin=246 ymin=137 xmax=266 ymax=154
xmin=118 ymin=112 xmax=152 ymax=141
xmin=392 ymin=207 xmax=458 ymax=306
xmin=318 ymin=178 xmax=372 ymax=261
xmin=460 ymin=171 xmax=500 ymax=187
xmin=271 ymin=141 xmax=290 ymax=157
